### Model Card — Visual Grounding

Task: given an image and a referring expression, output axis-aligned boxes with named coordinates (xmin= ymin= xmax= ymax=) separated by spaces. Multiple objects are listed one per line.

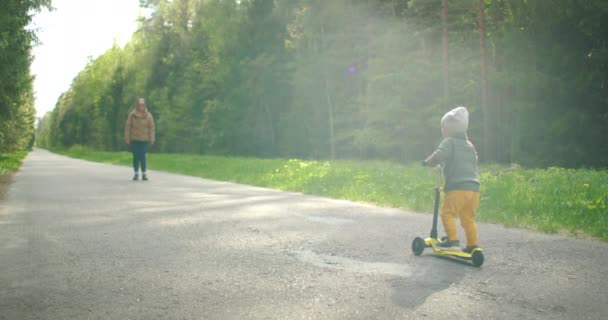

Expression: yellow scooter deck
xmin=424 ymin=237 xmax=482 ymax=259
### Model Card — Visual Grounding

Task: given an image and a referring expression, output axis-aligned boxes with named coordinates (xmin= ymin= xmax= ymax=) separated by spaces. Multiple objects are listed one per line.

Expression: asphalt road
xmin=1 ymin=149 xmax=607 ymax=320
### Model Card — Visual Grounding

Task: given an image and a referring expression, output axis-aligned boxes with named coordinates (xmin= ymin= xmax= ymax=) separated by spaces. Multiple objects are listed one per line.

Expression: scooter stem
xmin=430 ymin=165 xmax=442 ymax=239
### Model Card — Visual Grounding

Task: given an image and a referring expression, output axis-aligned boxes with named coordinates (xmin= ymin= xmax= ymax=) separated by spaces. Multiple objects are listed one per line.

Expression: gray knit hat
xmin=441 ymin=106 xmax=469 ymax=134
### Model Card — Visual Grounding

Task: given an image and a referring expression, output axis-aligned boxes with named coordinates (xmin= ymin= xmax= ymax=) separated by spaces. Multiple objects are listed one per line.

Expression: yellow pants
xmin=441 ymin=190 xmax=480 ymax=247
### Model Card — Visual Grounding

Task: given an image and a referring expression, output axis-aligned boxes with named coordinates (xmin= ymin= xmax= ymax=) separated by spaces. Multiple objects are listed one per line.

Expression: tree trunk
xmin=392 ymin=0 xmax=397 ymax=17
xmin=325 ymin=75 xmax=336 ymax=160
xmin=320 ymin=22 xmax=336 ymax=160
xmin=261 ymin=96 xmax=276 ymax=156
xmin=478 ymin=0 xmax=490 ymax=162
xmin=442 ymin=0 xmax=450 ymax=109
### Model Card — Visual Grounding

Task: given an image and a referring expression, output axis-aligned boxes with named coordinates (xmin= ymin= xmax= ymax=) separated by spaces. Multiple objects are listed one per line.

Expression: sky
xmin=29 ymin=0 xmax=142 ymax=118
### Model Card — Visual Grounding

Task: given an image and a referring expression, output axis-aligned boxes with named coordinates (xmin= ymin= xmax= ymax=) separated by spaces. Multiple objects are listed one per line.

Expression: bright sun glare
xmin=30 ymin=0 xmax=142 ymax=118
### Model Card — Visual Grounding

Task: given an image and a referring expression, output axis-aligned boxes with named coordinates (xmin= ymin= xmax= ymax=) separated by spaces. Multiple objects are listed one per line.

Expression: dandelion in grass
xmin=583 ymin=183 xmax=590 ymax=188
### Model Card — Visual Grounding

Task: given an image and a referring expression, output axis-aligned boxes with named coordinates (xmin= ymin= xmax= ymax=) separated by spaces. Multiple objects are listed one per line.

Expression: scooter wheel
xmin=472 ymin=250 xmax=484 ymax=267
xmin=412 ymin=237 xmax=425 ymax=256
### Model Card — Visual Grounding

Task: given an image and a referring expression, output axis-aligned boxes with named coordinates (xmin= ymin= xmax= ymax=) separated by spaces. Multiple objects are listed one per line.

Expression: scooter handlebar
xmin=421 ymin=160 xmax=443 ymax=170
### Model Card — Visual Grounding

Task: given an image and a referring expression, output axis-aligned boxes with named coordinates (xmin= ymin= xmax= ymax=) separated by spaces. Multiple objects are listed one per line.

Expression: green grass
xmin=55 ymin=145 xmax=608 ymax=241
xmin=479 ymin=167 xmax=608 ymax=239
xmin=0 ymin=151 xmax=29 ymax=175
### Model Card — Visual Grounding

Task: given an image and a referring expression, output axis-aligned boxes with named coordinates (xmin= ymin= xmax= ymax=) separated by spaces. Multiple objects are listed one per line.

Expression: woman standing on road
xmin=124 ymin=98 xmax=155 ymax=181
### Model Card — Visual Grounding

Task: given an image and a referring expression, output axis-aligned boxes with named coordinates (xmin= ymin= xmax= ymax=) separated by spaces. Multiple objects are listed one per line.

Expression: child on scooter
xmin=422 ymin=106 xmax=480 ymax=253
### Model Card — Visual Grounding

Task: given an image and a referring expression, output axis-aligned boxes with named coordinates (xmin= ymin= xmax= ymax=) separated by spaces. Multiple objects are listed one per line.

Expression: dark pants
xmin=131 ymin=141 xmax=149 ymax=173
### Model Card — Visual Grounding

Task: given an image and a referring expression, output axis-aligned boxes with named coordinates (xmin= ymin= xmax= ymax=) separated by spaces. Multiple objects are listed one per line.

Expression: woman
xmin=124 ymin=98 xmax=155 ymax=181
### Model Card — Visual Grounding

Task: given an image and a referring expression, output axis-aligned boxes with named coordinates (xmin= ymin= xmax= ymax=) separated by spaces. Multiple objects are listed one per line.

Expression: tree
xmin=0 ymin=0 xmax=52 ymax=152
xmin=41 ymin=0 xmax=608 ymax=167
xmin=477 ymin=0 xmax=490 ymax=161
xmin=441 ymin=0 xmax=450 ymax=108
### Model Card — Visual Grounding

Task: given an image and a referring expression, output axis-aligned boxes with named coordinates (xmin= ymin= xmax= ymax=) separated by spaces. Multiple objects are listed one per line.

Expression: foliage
xmin=55 ymin=146 xmax=608 ymax=240
xmin=0 ymin=151 xmax=29 ymax=176
xmin=0 ymin=0 xmax=51 ymax=153
xmin=36 ymin=0 xmax=608 ymax=168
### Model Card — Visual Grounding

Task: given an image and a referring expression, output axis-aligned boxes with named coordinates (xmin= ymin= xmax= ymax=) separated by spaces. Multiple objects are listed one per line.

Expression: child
xmin=422 ymin=106 xmax=480 ymax=253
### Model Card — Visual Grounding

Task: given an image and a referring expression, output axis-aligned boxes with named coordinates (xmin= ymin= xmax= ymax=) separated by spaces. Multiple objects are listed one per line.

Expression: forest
xmin=27 ymin=0 xmax=608 ymax=167
xmin=0 ymin=0 xmax=51 ymax=153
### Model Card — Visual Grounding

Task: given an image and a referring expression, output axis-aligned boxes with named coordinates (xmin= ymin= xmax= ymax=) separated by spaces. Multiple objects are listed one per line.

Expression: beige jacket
xmin=125 ymin=110 xmax=155 ymax=144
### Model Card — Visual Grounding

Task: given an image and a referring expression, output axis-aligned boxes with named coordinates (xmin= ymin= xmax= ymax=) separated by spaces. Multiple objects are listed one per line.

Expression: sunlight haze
xmin=30 ymin=0 xmax=141 ymax=118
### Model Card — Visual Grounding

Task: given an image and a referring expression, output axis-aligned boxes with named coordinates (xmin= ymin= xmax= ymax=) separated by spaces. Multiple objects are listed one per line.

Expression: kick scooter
xmin=411 ymin=165 xmax=484 ymax=267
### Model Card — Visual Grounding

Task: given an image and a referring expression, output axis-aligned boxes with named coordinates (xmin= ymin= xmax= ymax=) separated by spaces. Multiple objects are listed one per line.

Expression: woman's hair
xmin=130 ymin=98 xmax=147 ymax=112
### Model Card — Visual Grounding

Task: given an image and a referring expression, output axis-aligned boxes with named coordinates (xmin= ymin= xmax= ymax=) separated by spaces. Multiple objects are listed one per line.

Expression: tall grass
xmin=56 ymin=145 xmax=608 ymax=240
xmin=0 ymin=151 xmax=29 ymax=175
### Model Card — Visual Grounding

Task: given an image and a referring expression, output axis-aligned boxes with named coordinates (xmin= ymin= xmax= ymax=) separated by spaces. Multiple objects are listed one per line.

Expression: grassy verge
xmin=55 ymin=145 xmax=608 ymax=241
xmin=0 ymin=150 xmax=29 ymax=200
xmin=0 ymin=151 xmax=29 ymax=175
